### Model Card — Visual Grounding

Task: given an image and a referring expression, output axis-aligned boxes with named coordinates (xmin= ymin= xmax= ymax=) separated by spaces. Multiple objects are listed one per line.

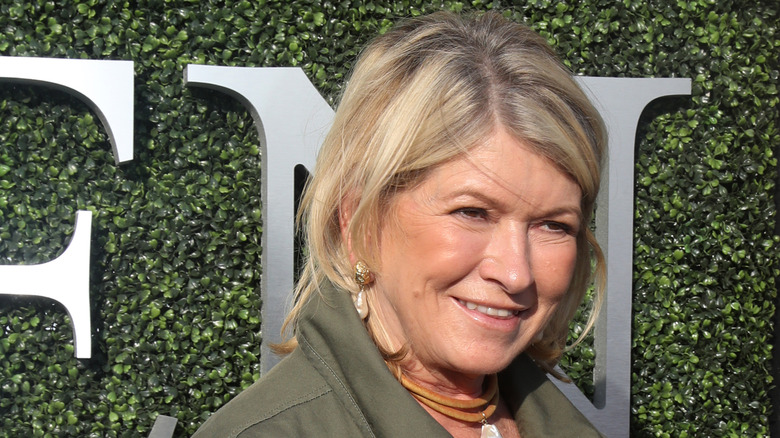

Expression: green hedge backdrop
xmin=0 ymin=0 xmax=777 ymax=436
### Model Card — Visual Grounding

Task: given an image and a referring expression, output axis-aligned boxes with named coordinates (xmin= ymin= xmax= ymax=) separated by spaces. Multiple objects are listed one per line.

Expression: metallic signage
xmin=1 ymin=57 xmax=690 ymax=437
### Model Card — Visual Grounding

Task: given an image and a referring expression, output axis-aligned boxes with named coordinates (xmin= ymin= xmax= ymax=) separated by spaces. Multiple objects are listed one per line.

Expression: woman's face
xmin=370 ymin=128 xmax=582 ymax=378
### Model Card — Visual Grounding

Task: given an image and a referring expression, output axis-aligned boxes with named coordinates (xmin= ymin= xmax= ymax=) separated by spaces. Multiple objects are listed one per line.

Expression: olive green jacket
xmin=192 ymin=282 xmax=604 ymax=437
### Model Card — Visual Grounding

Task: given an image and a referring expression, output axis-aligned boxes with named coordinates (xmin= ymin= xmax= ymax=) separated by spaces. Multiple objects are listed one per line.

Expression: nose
xmin=479 ymin=221 xmax=535 ymax=294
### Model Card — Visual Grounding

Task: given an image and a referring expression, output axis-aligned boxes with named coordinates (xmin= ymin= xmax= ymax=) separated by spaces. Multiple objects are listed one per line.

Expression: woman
xmin=194 ymin=11 xmax=606 ymax=438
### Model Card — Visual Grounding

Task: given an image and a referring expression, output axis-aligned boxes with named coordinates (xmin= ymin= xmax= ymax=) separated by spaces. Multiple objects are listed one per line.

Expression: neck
xmin=399 ymin=362 xmax=488 ymax=399
xmin=400 ymin=372 xmax=500 ymax=425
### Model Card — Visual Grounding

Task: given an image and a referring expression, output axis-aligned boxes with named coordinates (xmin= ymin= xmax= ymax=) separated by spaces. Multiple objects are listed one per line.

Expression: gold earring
xmin=354 ymin=261 xmax=372 ymax=319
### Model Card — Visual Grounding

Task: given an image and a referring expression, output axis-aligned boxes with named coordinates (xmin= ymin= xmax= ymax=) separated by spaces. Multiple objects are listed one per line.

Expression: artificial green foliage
xmin=0 ymin=1 xmax=776 ymax=437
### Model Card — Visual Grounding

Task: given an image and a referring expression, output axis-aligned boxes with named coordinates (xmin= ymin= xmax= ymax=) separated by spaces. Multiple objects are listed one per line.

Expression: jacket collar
xmin=296 ymin=280 xmax=451 ymax=437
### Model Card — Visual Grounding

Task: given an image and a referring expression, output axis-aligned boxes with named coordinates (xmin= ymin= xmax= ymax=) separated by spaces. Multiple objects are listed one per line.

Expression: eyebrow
xmin=538 ymin=205 xmax=584 ymax=222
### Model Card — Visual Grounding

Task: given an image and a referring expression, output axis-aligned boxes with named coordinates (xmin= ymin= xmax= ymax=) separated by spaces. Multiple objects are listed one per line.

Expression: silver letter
xmin=0 ymin=57 xmax=135 ymax=358
xmin=552 ymin=77 xmax=692 ymax=437
xmin=147 ymin=415 xmax=178 ymax=438
xmin=184 ymin=65 xmax=333 ymax=373
xmin=0 ymin=57 xmax=134 ymax=163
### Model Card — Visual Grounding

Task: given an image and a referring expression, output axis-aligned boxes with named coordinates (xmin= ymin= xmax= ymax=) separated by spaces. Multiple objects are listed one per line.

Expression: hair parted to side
xmin=273 ymin=11 xmax=607 ymax=377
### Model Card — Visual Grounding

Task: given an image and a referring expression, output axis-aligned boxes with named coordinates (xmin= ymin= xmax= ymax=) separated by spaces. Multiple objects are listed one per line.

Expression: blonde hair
xmin=275 ymin=11 xmax=607 ymax=376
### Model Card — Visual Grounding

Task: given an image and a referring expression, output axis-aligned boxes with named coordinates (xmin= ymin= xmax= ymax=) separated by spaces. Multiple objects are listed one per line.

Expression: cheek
xmin=402 ymin=222 xmax=485 ymax=269
xmin=537 ymin=243 xmax=579 ymax=301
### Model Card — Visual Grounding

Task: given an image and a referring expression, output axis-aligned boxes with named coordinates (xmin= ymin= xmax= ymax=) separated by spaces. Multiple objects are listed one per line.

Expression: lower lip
xmin=453 ymin=298 xmax=523 ymax=332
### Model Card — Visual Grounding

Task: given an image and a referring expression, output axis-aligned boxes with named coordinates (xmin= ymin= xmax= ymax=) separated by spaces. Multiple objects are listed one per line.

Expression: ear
xmin=339 ymin=196 xmax=359 ymax=266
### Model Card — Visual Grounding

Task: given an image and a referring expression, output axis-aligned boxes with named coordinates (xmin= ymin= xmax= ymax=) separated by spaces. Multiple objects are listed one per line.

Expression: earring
xmin=354 ymin=261 xmax=372 ymax=319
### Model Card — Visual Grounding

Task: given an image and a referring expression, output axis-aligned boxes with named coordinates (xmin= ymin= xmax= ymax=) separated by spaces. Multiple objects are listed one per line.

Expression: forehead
xmin=403 ymin=129 xmax=582 ymax=214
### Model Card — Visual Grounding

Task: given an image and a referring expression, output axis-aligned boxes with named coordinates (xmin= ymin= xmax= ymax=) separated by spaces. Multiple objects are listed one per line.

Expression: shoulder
xmin=191 ymin=349 xmax=358 ymax=438
xmin=501 ymin=355 xmax=605 ymax=437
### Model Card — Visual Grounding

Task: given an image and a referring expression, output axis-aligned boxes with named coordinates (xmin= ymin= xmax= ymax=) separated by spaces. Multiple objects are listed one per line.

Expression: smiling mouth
xmin=457 ymin=299 xmax=520 ymax=319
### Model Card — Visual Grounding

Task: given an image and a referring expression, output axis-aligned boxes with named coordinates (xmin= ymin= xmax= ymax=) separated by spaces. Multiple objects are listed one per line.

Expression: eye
xmin=453 ymin=207 xmax=488 ymax=220
xmin=541 ymin=221 xmax=576 ymax=234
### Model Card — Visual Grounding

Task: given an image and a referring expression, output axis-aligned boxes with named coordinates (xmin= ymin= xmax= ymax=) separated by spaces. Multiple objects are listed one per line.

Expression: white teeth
xmin=458 ymin=299 xmax=516 ymax=318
